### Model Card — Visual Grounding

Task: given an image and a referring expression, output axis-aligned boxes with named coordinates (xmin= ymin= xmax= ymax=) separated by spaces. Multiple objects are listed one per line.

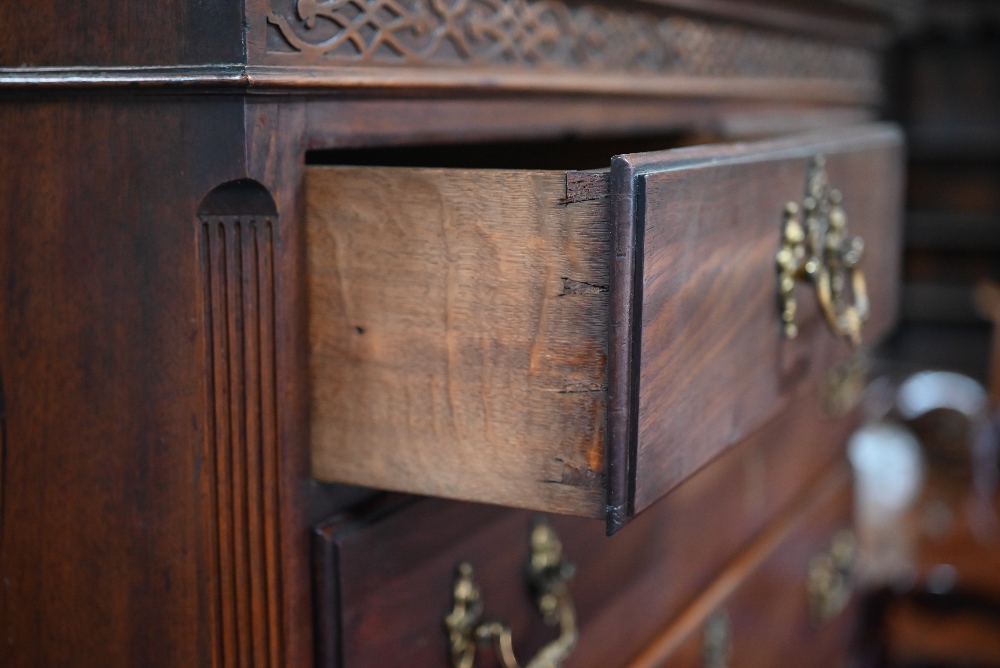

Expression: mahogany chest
xmin=0 ymin=1 xmax=903 ymax=666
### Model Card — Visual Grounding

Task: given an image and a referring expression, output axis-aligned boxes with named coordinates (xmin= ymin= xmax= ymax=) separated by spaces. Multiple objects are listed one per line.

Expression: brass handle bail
xmin=445 ymin=520 xmax=578 ymax=668
xmin=777 ymin=155 xmax=870 ymax=347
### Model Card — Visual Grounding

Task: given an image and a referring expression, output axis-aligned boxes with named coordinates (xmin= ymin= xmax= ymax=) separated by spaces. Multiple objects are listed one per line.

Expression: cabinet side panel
xmin=0 ymin=98 xmax=247 ymax=667
xmin=0 ymin=0 xmax=243 ymax=67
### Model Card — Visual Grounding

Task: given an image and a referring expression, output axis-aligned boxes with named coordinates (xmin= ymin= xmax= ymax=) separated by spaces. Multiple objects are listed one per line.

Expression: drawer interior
xmin=306 ymin=132 xmax=718 ymax=171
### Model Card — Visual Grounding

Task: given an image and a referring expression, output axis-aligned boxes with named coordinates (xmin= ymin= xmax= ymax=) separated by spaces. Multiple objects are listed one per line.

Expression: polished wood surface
xmin=199 ymin=182 xmax=285 ymax=668
xmin=0 ymin=93 xmax=884 ymax=668
xmin=0 ymin=0 xmax=887 ymax=77
xmin=313 ymin=387 xmax=856 ymax=667
xmin=631 ymin=465 xmax=854 ymax=668
xmin=307 ymin=127 xmax=903 ymax=527
xmin=249 ymin=0 xmax=880 ymax=100
xmin=300 ymin=98 xmax=873 ymax=152
xmin=0 ymin=1 xmax=896 ymax=664
xmin=1 ymin=0 xmax=884 ymax=102
xmin=0 ymin=98 xmax=249 ymax=667
xmin=0 ymin=98 xmax=318 ymax=668
xmin=615 ymin=125 xmax=903 ymax=515
xmin=0 ymin=1 xmax=242 ymax=67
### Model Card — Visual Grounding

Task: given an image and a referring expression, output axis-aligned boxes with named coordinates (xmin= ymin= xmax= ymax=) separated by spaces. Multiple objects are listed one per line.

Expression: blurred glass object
xmin=850 ymin=423 xmax=925 ymax=518
xmin=898 ymin=371 xmax=999 ymax=542
xmin=897 ymin=371 xmax=987 ymax=421
xmin=849 ymin=421 xmax=924 ymax=586
xmin=849 ymin=368 xmax=1000 ymax=591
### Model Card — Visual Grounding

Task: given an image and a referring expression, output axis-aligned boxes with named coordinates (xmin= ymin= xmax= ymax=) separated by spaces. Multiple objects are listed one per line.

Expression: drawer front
xmin=610 ymin=124 xmax=902 ymax=522
xmin=631 ymin=466 xmax=856 ymax=668
xmin=307 ymin=125 xmax=902 ymax=527
xmin=313 ymin=390 xmax=856 ymax=668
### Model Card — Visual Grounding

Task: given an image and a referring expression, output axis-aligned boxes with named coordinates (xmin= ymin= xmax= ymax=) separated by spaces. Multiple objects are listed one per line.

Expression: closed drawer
xmin=630 ymin=466 xmax=856 ymax=668
xmin=313 ymin=390 xmax=857 ymax=668
xmin=307 ymin=124 xmax=902 ymax=529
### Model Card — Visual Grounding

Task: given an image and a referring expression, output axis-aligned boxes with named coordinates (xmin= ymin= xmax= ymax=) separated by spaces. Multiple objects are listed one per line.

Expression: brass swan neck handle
xmin=445 ymin=520 xmax=578 ymax=668
xmin=777 ymin=155 xmax=870 ymax=347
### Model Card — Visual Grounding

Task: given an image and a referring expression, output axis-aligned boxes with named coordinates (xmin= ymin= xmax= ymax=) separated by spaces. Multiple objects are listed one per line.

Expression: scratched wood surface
xmin=307 ymin=167 xmax=612 ymax=517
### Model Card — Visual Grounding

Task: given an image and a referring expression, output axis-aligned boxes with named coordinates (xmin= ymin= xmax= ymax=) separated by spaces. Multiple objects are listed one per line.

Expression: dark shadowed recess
xmin=199 ymin=179 xmax=278 ymax=217
xmin=306 ymin=132 xmax=710 ymax=171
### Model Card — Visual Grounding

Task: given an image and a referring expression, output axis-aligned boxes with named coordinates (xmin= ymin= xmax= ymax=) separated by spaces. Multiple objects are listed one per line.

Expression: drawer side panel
xmin=307 ymin=167 xmax=610 ymax=517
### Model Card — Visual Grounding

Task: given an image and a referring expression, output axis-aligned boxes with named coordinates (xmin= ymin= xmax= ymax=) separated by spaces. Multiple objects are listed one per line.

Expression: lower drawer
xmin=313 ymin=390 xmax=856 ymax=667
xmin=631 ymin=466 xmax=855 ymax=668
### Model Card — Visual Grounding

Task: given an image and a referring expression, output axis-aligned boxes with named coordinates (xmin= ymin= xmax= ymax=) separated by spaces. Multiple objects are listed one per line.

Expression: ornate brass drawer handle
xmin=445 ymin=521 xmax=578 ymax=668
xmin=807 ymin=530 xmax=858 ymax=623
xmin=777 ymin=156 xmax=870 ymax=347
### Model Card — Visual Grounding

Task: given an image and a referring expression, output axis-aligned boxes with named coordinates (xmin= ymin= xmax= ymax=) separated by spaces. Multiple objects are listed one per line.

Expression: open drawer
xmin=306 ymin=124 xmax=903 ymax=531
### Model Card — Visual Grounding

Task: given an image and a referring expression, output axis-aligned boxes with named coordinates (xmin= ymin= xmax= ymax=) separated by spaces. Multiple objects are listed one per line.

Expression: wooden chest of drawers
xmin=0 ymin=1 xmax=902 ymax=666
xmin=633 ymin=467 xmax=856 ymax=668
xmin=313 ymin=390 xmax=857 ymax=667
xmin=306 ymin=126 xmax=902 ymax=529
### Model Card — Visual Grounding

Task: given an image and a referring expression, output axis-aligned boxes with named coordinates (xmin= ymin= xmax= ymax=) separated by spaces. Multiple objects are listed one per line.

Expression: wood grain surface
xmin=616 ymin=124 xmax=904 ymax=515
xmin=308 ymin=125 xmax=903 ymax=522
xmin=0 ymin=2 xmax=896 ymax=657
xmin=0 ymin=0 xmax=242 ymax=67
xmin=0 ymin=0 xmax=885 ymax=75
xmin=307 ymin=167 xmax=611 ymax=517
xmin=0 ymin=98 xmax=248 ymax=668
xmin=301 ymin=97 xmax=874 ymax=154
xmin=0 ymin=99 xmax=886 ymax=667
xmin=313 ymin=387 xmax=857 ymax=668
xmin=246 ymin=0 xmax=881 ymax=102
xmin=630 ymin=464 xmax=854 ymax=668
xmin=198 ymin=186 xmax=285 ymax=668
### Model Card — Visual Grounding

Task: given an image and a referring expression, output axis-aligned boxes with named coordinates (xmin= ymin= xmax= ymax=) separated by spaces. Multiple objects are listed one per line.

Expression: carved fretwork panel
xmin=264 ymin=0 xmax=876 ymax=83
xmin=198 ymin=213 xmax=284 ymax=668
